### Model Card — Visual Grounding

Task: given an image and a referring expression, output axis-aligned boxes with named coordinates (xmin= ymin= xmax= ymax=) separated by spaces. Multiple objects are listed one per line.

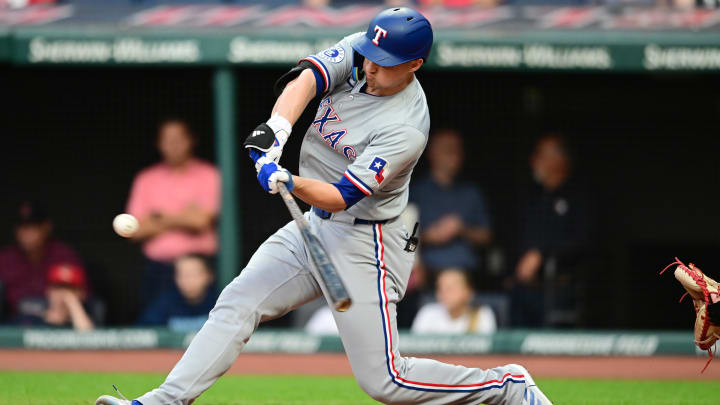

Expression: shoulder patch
xmin=322 ymin=46 xmax=345 ymax=64
xmin=369 ymin=157 xmax=388 ymax=184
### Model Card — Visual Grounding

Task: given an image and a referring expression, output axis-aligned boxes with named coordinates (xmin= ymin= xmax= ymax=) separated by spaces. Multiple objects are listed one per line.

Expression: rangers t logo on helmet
xmin=372 ymin=25 xmax=388 ymax=46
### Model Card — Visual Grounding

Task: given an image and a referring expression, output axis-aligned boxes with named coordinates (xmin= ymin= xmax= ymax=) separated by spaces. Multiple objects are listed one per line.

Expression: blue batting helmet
xmin=352 ymin=7 xmax=433 ymax=67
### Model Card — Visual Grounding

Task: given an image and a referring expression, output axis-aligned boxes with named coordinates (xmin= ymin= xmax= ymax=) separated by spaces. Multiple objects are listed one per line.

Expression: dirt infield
xmin=1 ymin=350 xmax=718 ymax=380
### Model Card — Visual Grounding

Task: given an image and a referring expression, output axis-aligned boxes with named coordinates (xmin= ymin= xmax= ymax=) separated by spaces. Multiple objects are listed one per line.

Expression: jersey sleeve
xmin=299 ymin=32 xmax=364 ymax=97
xmin=343 ymin=125 xmax=427 ymax=197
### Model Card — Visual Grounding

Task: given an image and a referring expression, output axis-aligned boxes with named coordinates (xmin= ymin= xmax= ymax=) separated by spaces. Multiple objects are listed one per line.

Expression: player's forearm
xmin=291 ymin=176 xmax=346 ymax=213
xmin=271 ymin=69 xmax=317 ymax=126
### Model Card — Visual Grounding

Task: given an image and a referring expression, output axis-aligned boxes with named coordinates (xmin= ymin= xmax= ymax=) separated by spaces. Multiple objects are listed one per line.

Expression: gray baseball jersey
xmin=133 ymin=34 xmax=538 ymax=405
xmin=298 ymin=32 xmax=429 ymax=220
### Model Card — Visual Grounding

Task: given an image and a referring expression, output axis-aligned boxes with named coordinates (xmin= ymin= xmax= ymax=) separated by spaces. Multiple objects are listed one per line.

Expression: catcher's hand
xmin=661 ymin=258 xmax=720 ymax=372
xmin=708 ymin=299 xmax=720 ymax=325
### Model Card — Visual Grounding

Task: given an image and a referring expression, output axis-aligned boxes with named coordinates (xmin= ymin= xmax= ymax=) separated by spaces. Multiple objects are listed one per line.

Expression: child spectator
xmin=137 ymin=255 xmax=219 ymax=332
xmin=412 ymin=268 xmax=496 ymax=334
xmin=16 ymin=263 xmax=97 ymax=331
xmin=305 ymin=305 xmax=339 ymax=336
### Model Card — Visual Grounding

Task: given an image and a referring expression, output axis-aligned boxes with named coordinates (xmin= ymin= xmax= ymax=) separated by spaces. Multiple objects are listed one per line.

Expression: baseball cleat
xmin=94 ymin=395 xmax=131 ymax=405
xmin=508 ymin=364 xmax=553 ymax=405
xmin=95 ymin=385 xmax=141 ymax=405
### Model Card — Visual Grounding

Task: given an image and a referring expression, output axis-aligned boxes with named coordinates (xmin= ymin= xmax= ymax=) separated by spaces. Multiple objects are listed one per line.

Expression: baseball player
xmin=96 ymin=7 xmax=552 ymax=405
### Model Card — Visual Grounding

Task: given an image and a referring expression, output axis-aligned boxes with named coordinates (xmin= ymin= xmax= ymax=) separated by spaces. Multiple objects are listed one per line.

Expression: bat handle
xmin=335 ymin=298 xmax=352 ymax=312
xmin=277 ymin=182 xmax=291 ymax=199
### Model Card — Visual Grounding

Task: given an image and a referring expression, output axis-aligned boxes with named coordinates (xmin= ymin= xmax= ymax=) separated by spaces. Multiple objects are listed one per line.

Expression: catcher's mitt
xmin=661 ymin=258 xmax=720 ymax=372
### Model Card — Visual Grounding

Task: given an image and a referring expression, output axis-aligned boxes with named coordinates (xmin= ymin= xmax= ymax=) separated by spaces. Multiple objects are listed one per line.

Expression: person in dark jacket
xmin=411 ymin=129 xmax=493 ymax=276
xmin=511 ymin=134 xmax=595 ymax=328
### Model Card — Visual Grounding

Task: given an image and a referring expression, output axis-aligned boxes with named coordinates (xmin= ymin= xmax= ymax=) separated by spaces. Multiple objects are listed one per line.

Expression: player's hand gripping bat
xmin=276 ymin=182 xmax=352 ymax=312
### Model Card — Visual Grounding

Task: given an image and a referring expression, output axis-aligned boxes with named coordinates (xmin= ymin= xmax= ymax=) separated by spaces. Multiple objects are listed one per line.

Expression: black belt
xmin=312 ymin=206 xmax=390 ymax=225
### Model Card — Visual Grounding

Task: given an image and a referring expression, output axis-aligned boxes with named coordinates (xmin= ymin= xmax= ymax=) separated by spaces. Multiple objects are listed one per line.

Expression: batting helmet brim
xmin=352 ymin=36 xmax=414 ymax=67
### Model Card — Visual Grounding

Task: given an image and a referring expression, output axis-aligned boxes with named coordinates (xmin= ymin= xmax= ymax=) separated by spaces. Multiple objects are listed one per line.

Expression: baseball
xmin=113 ymin=213 xmax=139 ymax=238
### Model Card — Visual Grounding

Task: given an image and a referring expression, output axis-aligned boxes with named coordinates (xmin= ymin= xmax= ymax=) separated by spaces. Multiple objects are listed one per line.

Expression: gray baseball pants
xmin=137 ymin=212 xmax=530 ymax=405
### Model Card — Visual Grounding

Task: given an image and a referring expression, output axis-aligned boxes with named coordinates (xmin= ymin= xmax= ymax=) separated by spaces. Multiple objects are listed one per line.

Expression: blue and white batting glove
xmin=256 ymin=160 xmax=294 ymax=194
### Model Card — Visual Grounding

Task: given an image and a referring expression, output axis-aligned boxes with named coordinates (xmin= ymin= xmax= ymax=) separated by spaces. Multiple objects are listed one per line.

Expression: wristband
xmin=267 ymin=114 xmax=292 ymax=145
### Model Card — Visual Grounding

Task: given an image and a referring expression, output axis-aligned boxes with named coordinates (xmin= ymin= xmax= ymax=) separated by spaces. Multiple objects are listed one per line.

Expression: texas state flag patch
xmin=369 ymin=157 xmax=388 ymax=184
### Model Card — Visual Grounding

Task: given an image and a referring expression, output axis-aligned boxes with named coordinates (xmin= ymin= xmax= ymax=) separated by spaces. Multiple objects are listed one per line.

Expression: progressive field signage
xmin=0 ymin=328 xmax=707 ymax=356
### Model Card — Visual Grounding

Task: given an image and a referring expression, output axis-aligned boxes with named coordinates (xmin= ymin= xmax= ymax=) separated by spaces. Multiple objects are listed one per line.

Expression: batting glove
xmin=257 ymin=160 xmax=294 ymax=194
xmin=244 ymin=115 xmax=291 ymax=170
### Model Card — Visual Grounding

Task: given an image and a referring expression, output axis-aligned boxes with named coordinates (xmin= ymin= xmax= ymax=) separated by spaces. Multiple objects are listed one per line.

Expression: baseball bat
xmin=276 ymin=182 xmax=352 ymax=312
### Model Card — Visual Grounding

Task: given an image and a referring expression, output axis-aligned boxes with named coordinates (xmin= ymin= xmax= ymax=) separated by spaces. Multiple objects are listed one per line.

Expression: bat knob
xmin=335 ymin=299 xmax=352 ymax=312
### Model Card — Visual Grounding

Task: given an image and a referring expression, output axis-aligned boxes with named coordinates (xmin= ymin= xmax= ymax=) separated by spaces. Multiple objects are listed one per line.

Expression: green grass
xmin=1 ymin=371 xmax=719 ymax=405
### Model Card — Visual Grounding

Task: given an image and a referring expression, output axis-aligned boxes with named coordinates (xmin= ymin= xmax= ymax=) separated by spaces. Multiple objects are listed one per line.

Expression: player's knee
xmin=358 ymin=384 xmax=392 ymax=404
xmin=356 ymin=376 xmax=398 ymax=404
xmin=207 ymin=280 xmax=262 ymax=328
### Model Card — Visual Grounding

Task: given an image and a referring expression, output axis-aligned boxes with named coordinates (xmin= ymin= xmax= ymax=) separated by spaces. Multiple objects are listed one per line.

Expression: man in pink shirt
xmin=126 ymin=119 xmax=220 ymax=307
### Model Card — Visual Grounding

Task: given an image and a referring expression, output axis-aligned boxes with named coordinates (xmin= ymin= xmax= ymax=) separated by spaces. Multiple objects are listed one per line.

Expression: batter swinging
xmin=96 ymin=7 xmax=552 ymax=405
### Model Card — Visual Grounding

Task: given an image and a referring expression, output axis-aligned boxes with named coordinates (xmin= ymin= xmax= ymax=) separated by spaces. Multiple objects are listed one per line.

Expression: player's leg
xmin=318 ymin=219 xmax=540 ymax=405
xmin=135 ymin=219 xmax=322 ymax=405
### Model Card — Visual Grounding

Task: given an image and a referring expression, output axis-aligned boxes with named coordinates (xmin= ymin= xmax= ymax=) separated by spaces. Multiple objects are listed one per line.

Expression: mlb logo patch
xmin=322 ymin=46 xmax=345 ymax=63
xmin=369 ymin=157 xmax=388 ymax=184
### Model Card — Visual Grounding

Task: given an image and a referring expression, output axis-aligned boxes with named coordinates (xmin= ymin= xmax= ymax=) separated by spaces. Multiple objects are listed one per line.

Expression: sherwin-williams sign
xmin=25 ymin=37 xmax=202 ymax=64
xmin=9 ymin=31 xmax=720 ymax=72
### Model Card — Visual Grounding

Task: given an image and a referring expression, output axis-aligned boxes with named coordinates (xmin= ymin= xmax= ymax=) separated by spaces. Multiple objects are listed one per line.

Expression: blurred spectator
xmin=511 ymin=134 xmax=594 ymax=328
xmin=412 ymin=268 xmax=496 ymax=334
xmin=126 ymin=119 xmax=220 ymax=307
xmin=305 ymin=305 xmax=338 ymax=336
xmin=418 ymin=0 xmax=501 ymax=7
xmin=3 ymin=0 xmax=57 ymax=9
xmin=396 ymin=203 xmax=426 ymax=328
xmin=15 ymin=263 xmax=97 ymax=331
xmin=0 ymin=201 xmax=83 ymax=319
xmin=410 ymin=129 xmax=492 ymax=278
xmin=137 ymin=254 xmax=219 ymax=332
xmin=303 ymin=0 xmax=330 ymax=7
